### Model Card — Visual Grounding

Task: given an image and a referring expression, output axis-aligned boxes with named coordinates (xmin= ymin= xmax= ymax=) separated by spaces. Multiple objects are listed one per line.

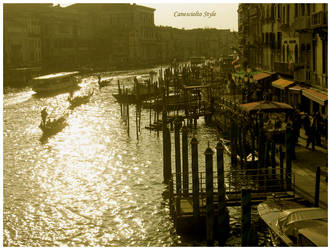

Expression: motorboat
xmin=31 ymin=71 xmax=80 ymax=93
xmin=257 ymin=199 xmax=328 ymax=246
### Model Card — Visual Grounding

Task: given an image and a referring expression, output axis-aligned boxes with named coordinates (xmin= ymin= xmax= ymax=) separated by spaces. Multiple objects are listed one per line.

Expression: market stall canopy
xmin=302 ymin=88 xmax=328 ymax=106
xmin=239 ymin=101 xmax=294 ymax=113
xmin=253 ymin=72 xmax=272 ymax=81
xmin=272 ymin=79 xmax=295 ymax=90
xmin=288 ymin=85 xmax=306 ymax=94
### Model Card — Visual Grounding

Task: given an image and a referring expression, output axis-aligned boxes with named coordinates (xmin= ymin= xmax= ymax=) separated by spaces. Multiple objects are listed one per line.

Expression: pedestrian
xmin=274 ymin=115 xmax=282 ymax=130
xmin=314 ymin=112 xmax=322 ymax=146
xmin=305 ymin=117 xmax=315 ymax=151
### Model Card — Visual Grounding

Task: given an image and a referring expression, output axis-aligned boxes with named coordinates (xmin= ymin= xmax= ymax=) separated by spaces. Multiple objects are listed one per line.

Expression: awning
xmin=302 ymin=88 xmax=328 ymax=106
xmin=272 ymin=79 xmax=295 ymax=90
xmin=288 ymin=85 xmax=306 ymax=94
xmin=253 ymin=72 xmax=271 ymax=81
xmin=239 ymin=101 xmax=294 ymax=113
xmin=232 ymin=58 xmax=239 ymax=65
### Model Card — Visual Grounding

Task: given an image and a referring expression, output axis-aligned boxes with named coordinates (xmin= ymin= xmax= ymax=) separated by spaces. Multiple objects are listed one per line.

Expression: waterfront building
xmin=3 ymin=4 xmax=51 ymax=85
xmin=67 ymin=3 xmax=158 ymax=69
xmin=237 ymin=3 xmax=328 ymax=117
xmin=4 ymin=3 xmax=238 ymax=85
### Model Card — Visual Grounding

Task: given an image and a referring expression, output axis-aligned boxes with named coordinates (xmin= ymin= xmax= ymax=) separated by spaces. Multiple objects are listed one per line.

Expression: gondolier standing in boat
xmin=41 ymin=107 xmax=48 ymax=126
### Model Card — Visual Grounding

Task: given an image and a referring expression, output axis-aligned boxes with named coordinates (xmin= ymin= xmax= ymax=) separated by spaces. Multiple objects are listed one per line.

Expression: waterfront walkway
xmin=291 ymin=129 xmax=328 ymax=209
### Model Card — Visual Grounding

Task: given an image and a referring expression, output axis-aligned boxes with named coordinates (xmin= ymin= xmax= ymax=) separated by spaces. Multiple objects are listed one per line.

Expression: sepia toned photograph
xmin=3 ymin=1 xmax=328 ymax=247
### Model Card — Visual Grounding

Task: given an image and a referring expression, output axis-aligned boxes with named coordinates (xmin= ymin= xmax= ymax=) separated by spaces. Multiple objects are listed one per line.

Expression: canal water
xmin=3 ymin=68 xmax=268 ymax=246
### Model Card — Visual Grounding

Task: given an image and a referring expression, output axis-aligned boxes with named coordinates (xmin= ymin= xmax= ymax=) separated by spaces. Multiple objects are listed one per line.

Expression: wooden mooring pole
xmin=241 ymin=189 xmax=251 ymax=246
xmin=182 ymin=126 xmax=189 ymax=197
xmin=216 ymin=141 xmax=229 ymax=246
xmin=285 ymin=123 xmax=292 ymax=190
xmin=191 ymin=137 xmax=200 ymax=232
xmin=314 ymin=166 xmax=321 ymax=207
xmin=174 ymin=118 xmax=182 ymax=216
xmin=205 ymin=145 xmax=214 ymax=246
xmin=279 ymin=146 xmax=284 ymax=190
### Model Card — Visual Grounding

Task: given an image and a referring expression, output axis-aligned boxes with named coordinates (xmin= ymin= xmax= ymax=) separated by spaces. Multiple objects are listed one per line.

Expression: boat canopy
xmin=276 ymin=207 xmax=327 ymax=236
xmin=298 ymin=224 xmax=328 ymax=246
xmin=33 ymin=71 xmax=79 ymax=81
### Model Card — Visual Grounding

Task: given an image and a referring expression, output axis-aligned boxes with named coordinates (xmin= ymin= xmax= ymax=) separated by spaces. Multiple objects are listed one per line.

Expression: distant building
xmin=67 ymin=3 xmax=157 ymax=69
xmin=3 ymin=4 xmax=51 ymax=85
xmin=4 ymin=3 xmax=239 ymax=85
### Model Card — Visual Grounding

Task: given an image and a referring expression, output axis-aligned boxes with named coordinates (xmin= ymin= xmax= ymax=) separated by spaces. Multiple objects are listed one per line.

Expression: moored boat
xmin=257 ymin=199 xmax=328 ymax=246
xmin=31 ymin=71 xmax=80 ymax=93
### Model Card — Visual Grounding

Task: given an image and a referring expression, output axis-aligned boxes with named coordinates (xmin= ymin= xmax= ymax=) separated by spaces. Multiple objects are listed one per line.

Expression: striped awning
xmin=272 ymin=79 xmax=295 ymax=90
xmin=253 ymin=72 xmax=271 ymax=81
xmin=302 ymin=88 xmax=328 ymax=106
xmin=288 ymin=85 xmax=306 ymax=94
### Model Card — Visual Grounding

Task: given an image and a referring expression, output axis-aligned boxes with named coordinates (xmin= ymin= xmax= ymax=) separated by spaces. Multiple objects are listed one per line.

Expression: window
xmin=277 ymin=32 xmax=282 ymax=50
xmin=295 ymin=4 xmax=298 ymax=17
xmin=301 ymin=4 xmax=305 ymax=16
xmin=312 ymin=40 xmax=316 ymax=71
xmin=278 ymin=4 xmax=281 ymax=18
xmin=287 ymin=5 xmax=290 ymax=24
xmin=307 ymin=4 xmax=310 ymax=16
xmin=295 ymin=44 xmax=298 ymax=63
xmin=322 ymin=39 xmax=327 ymax=74
xmin=286 ymin=45 xmax=289 ymax=62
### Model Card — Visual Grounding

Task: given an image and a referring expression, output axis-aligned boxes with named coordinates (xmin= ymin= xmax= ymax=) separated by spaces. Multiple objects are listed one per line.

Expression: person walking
xmin=305 ymin=116 xmax=315 ymax=150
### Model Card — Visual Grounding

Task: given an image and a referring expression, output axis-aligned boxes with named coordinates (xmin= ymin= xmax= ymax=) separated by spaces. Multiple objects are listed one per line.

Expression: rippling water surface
xmin=4 ymin=68 xmax=240 ymax=247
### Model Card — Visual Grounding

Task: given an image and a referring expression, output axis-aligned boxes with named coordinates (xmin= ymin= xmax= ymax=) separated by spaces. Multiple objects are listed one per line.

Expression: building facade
xmin=238 ymin=3 xmax=328 ymax=117
xmin=3 ymin=4 xmax=52 ymax=85
xmin=4 ymin=3 xmax=238 ymax=85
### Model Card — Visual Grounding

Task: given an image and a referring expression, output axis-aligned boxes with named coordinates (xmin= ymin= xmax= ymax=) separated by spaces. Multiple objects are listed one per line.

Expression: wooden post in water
xmin=174 ymin=118 xmax=182 ymax=215
xmin=258 ymin=112 xmax=264 ymax=186
xmin=314 ymin=166 xmax=321 ymax=207
xmin=251 ymin=130 xmax=255 ymax=162
xmin=126 ymin=95 xmax=130 ymax=137
xmin=216 ymin=141 xmax=229 ymax=246
xmin=205 ymin=145 xmax=214 ymax=246
xmin=163 ymin=110 xmax=171 ymax=184
xmin=238 ymin=125 xmax=244 ymax=169
xmin=271 ymin=140 xmax=276 ymax=180
xmin=241 ymin=189 xmax=251 ymax=246
xmin=230 ymin=119 xmax=237 ymax=166
xmin=285 ymin=123 xmax=292 ymax=190
xmin=169 ymin=177 xmax=175 ymax=220
xmin=191 ymin=137 xmax=200 ymax=231
xmin=279 ymin=146 xmax=284 ymax=190
xmin=182 ymin=126 xmax=189 ymax=197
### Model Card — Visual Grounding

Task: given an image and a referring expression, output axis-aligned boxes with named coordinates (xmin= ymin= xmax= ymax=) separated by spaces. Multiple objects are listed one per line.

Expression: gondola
xmin=39 ymin=114 xmax=68 ymax=137
xmin=68 ymin=90 xmax=94 ymax=109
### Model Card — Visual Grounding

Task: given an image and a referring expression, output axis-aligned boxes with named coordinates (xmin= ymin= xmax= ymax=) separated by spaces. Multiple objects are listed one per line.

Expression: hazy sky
xmin=144 ymin=3 xmax=238 ymax=31
xmin=55 ymin=1 xmax=238 ymax=31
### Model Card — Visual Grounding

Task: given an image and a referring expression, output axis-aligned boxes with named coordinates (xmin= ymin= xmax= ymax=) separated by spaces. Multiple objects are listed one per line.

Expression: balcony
xmin=292 ymin=16 xmax=311 ymax=31
xmin=311 ymin=11 xmax=328 ymax=29
xmin=274 ymin=62 xmax=293 ymax=77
